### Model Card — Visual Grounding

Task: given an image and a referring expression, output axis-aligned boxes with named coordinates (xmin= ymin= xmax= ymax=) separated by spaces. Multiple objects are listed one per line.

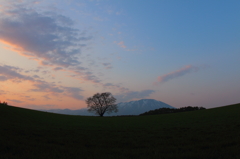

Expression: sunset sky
xmin=0 ymin=0 xmax=239 ymax=110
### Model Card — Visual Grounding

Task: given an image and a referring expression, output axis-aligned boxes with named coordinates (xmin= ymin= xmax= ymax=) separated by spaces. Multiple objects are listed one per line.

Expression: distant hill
xmin=43 ymin=108 xmax=91 ymax=116
xmin=44 ymin=99 xmax=175 ymax=116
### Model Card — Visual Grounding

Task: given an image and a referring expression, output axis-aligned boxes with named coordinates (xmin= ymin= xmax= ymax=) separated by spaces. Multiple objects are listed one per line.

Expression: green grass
xmin=1 ymin=103 xmax=240 ymax=159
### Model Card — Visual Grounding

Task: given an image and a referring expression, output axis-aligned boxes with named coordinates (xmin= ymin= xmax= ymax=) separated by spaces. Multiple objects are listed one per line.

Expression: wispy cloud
xmin=0 ymin=89 xmax=6 ymax=95
xmin=0 ymin=64 xmax=130 ymax=102
xmin=31 ymin=81 xmax=64 ymax=93
xmin=0 ymin=1 xmax=153 ymax=102
xmin=64 ymin=87 xmax=84 ymax=100
xmin=30 ymin=81 xmax=85 ymax=100
xmin=22 ymin=95 xmax=36 ymax=101
xmin=53 ymin=67 xmax=63 ymax=71
xmin=8 ymin=99 xmax=24 ymax=103
xmin=103 ymin=83 xmax=129 ymax=92
xmin=0 ymin=65 xmax=35 ymax=82
xmin=102 ymin=63 xmax=113 ymax=69
xmin=0 ymin=3 xmax=104 ymax=84
xmin=155 ymin=65 xmax=199 ymax=84
xmin=0 ymin=6 xmax=91 ymax=67
xmin=0 ymin=64 xmax=85 ymax=101
xmin=71 ymin=69 xmax=101 ymax=83
xmin=116 ymin=41 xmax=126 ymax=48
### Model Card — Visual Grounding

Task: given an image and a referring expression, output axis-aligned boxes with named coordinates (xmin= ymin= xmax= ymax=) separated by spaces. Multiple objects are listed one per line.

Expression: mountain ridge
xmin=44 ymin=99 xmax=175 ymax=116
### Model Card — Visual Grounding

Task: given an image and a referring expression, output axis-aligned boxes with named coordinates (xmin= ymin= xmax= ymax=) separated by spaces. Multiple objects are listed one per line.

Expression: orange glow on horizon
xmin=1 ymin=80 xmax=87 ymax=110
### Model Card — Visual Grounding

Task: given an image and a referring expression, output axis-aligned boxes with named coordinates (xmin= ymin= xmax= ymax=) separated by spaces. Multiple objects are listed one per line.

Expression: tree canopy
xmin=86 ymin=92 xmax=118 ymax=117
xmin=140 ymin=106 xmax=206 ymax=116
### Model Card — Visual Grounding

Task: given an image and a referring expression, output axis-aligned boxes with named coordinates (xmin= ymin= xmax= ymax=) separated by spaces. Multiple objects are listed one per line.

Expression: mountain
xmin=42 ymin=108 xmax=92 ymax=116
xmin=44 ymin=99 xmax=175 ymax=116
xmin=115 ymin=99 xmax=175 ymax=115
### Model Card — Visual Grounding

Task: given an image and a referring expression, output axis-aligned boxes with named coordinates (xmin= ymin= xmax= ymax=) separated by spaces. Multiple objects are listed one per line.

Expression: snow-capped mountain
xmin=43 ymin=99 xmax=175 ymax=116
xmin=115 ymin=99 xmax=175 ymax=115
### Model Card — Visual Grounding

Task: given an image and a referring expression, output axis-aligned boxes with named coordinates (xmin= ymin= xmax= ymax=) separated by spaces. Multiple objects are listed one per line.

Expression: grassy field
xmin=0 ymin=103 xmax=240 ymax=159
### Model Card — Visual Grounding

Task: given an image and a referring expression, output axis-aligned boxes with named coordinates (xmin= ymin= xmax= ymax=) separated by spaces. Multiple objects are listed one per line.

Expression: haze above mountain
xmin=43 ymin=99 xmax=175 ymax=116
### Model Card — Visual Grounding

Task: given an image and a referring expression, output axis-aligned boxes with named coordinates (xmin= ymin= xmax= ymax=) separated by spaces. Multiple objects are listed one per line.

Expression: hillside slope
xmin=0 ymin=103 xmax=240 ymax=159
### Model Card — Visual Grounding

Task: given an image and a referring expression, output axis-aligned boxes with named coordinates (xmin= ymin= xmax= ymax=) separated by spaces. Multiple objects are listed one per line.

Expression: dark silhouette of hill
xmin=1 ymin=102 xmax=240 ymax=159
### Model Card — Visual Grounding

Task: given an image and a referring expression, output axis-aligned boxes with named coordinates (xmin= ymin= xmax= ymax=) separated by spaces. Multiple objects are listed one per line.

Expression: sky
xmin=0 ymin=0 xmax=239 ymax=110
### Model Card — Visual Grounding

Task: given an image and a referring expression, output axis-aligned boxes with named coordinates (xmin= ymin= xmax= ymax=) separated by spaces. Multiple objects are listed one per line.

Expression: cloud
xmin=102 ymin=63 xmax=113 ymax=69
xmin=0 ymin=64 xmax=35 ymax=82
xmin=117 ymin=41 xmax=126 ymax=48
xmin=0 ymin=64 xmax=85 ymax=100
xmin=0 ymin=6 xmax=93 ymax=68
xmin=64 ymin=87 xmax=84 ymax=100
xmin=0 ymin=4 xmax=107 ymax=85
xmin=0 ymin=3 xmax=103 ymax=84
xmin=103 ymin=83 xmax=129 ymax=92
xmin=23 ymin=95 xmax=36 ymax=101
xmin=0 ymin=2 xmax=146 ymax=97
xmin=156 ymin=65 xmax=199 ymax=84
xmin=31 ymin=81 xmax=64 ymax=93
xmin=30 ymin=81 xmax=85 ymax=100
xmin=53 ymin=67 xmax=63 ymax=71
xmin=0 ymin=64 xmax=62 ymax=93
xmin=115 ymin=90 xmax=155 ymax=103
xmin=0 ymin=89 xmax=6 ymax=95
xmin=8 ymin=99 xmax=24 ymax=103
xmin=42 ymin=94 xmax=51 ymax=100
xmin=32 ymin=75 xmax=41 ymax=79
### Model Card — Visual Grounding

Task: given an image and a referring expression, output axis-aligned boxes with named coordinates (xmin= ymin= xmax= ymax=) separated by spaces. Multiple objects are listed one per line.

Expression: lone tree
xmin=86 ymin=92 xmax=118 ymax=117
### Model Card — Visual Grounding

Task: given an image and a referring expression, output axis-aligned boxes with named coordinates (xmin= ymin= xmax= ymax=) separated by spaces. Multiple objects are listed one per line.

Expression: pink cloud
xmin=156 ymin=65 xmax=199 ymax=84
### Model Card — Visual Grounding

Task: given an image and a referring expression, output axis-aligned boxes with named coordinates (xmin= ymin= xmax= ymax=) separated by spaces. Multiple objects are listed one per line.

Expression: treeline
xmin=139 ymin=106 xmax=206 ymax=116
xmin=0 ymin=101 xmax=8 ymax=105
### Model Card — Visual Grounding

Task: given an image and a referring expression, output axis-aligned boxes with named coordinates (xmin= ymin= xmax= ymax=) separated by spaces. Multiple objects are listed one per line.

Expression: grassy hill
xmin=1 ymin=103 xmax=240 ymax=159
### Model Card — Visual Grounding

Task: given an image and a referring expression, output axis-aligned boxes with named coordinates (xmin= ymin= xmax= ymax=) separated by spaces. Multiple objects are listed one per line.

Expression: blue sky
xmin=0 ymin=0 xmax=239 ymax=110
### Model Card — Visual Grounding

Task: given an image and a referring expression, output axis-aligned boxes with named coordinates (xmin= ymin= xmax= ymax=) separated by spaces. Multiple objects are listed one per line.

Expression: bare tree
xmin=86 ymin=92 xmax=118 ymax=117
